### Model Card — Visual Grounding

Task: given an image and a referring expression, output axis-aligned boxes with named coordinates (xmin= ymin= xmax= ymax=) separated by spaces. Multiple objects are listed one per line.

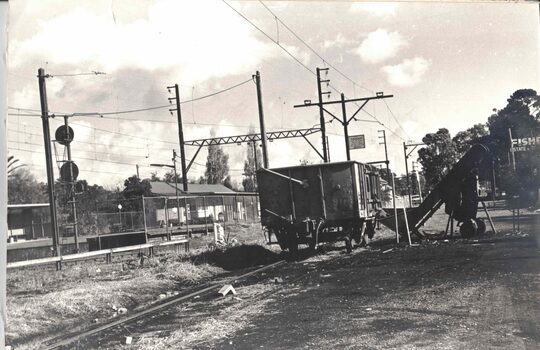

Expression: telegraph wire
xmin=258 ymin=0 xmax=373 ymax=94
xmin=223 ymin=0 xmax=405 ymax=142
xmin=383 ymin=99 xmax=411 ymax=140
xmin=7 ymin=77 xmax=251 ymax=118
xmin=45 ymin=71 xmax=107 ymax=77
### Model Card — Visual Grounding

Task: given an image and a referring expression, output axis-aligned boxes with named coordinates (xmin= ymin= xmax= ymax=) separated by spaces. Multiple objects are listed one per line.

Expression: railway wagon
xmin=257 ymin=161 xmax=382 ymax=253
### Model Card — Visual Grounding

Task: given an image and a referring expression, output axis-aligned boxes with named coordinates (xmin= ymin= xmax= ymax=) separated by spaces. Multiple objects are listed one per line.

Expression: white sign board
xmin=349 ymin=135 xmax=366 ymax=150
xmin=512 ymin=136 xmax=540 ymax=152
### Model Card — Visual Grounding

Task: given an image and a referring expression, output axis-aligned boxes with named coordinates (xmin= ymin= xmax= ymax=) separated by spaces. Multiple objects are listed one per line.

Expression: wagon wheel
xmin=460 ymin=219 xmax=478 ymax=238
xmin=475 ymin=218 xmax=486 ymax=235
xmin=286 ymin=230 xmax=298 ymax=257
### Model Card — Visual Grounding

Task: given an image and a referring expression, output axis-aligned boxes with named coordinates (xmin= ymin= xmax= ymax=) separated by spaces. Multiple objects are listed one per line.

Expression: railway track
xmin=42 ymin=259 xmax=286 ymax=350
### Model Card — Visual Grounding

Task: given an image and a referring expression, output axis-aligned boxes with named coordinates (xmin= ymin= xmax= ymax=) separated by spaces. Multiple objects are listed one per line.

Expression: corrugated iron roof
xmin=149 ymin=181 xmax=235 ymax=195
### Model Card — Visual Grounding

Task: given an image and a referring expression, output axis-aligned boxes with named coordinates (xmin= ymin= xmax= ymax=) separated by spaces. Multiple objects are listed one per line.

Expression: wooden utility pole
xmin=316 ymin=67 xmax=329 ymax=162
xmin=168 ymin=84 xmax=188 ymax=192
xmin=38 ymin=68 xmax=60 ymax=260
xmin=255 ymin=71 xmax=269 ymax=168
xmin=378 ymin=130 xmax=391 ymax=184
xmin=403 ymin=142 xmax=425 ymax=208
xmin=403 ymin=142 xmax=412 ymax=207
xmin=295 ymin=75 xmax=393 ymax=163
xmin=341 ymin=93 xmax=351 ymax=161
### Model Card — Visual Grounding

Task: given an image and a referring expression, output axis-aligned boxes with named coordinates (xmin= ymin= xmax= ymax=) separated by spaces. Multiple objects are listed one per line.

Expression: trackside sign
xmin=511 ymin=136 xmax=540 ymax=152
xmin=349 ymin=135 xmax=366 ymax=150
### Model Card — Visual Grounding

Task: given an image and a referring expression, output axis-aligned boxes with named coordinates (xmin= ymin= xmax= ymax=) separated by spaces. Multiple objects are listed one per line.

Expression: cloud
xmin=10 ymin=1 xmax=276 ymax=85
xmin=322 ymin=33 xmax=353 ymax=50
xmin=353 ymin=29 xmax=407 ymax=64
xmin=381 ymin=57 xmax=431 ymax=87
xmin=349 ymin=2 xmax=399 ymax=17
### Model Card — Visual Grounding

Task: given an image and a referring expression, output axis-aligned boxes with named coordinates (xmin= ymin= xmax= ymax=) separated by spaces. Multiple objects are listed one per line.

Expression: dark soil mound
xmin=193 ymin=244 xmax=281 ymax=270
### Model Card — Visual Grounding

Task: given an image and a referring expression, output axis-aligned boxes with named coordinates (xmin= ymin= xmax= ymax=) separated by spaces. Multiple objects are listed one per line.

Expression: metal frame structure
xmin=183 ymin=127 xmax=323 ymax=173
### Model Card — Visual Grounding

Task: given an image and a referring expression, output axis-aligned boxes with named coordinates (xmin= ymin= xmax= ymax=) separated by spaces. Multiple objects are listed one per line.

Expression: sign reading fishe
xmin=349 ymin=135 xmax=366 ymax=150
xmin=511 ymin=136 xmax=540 ymax=152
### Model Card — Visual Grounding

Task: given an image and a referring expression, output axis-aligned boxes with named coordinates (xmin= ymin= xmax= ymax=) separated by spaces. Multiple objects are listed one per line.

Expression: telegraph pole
xmin=403 ymin=141 xmax=426 ymax=208
xmin=403 ymin=142 xmax=412 ymax=207
xmin=172 ymin=150 xmax=180 ymax=240
xmin=341 ymin=93 xmax=351 ymax=161
xmin=255 ymin=71 xmax=269 ymax=168
xmin=63 ymin=116 xmax=79 ymax=252
xmin=38 ymin=68 xmax=60 ymax=259
xmin=316 ymin=67 xmax=329 ymax=162
xmin=378 ymin=130 xmax=391 ymax=182
xmin=168 ymin=84 xmax=188 ymax=192
xmin=296 ymin=76 xmax=393 ymax=163
xmin=412 ymin=161 xmax=423 ymax=201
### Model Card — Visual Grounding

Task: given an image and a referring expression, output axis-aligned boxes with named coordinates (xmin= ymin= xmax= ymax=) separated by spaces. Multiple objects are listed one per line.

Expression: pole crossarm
xmin=293 ymin=94 xmax=393 ymax=108
xmin=184 ymin=127 xmax=321 ymax=147
xmin=302 ymin=135 xmax=324 ymax=160
xmin=321 ymin=107 xmax=341 ymax=124
xmin=405 ymin=142 xmax=426 ymax=158
xmin=348 ymin=100 xmax=370 ymax=124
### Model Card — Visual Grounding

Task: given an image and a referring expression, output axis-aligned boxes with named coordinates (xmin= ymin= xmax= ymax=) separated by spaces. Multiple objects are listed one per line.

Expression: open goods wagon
xmin=257 ymin=161 xmax=382 ymax=253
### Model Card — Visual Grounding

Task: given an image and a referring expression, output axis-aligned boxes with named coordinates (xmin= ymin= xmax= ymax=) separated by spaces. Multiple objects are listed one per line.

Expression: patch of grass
xmin=6 ymin=238 xmax=279 ymax=349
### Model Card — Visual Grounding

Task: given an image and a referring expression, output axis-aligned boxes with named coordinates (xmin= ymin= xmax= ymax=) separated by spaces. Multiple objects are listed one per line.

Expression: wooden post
xmin=203 ymin=196 xmax=208 ymax=235
xmin=392 ymin=173 xmax=399 ymax=243
xmin=184 ymin=197 xmax=190 ymax=237
xmin=480 ymin=201 xmax=497 ymax=234
xmin=142 ymin=195 xmax=148 ymax=243
xmin=445 ymin=215 xmax=452 ymax=236
xmin=402 ymin=207 xmax=412 ymax=246
xmin=164 ymin=198 xmax=170 ymax=241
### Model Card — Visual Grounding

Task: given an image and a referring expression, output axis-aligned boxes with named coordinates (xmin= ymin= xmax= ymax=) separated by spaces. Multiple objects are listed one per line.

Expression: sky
xmin=6 ymin=0 xmax=540 ymax=189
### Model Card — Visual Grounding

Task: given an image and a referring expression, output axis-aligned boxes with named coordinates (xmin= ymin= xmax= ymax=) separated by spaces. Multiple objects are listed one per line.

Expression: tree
xmin=486 ymin=89 xmax=540 ymax=203
xmin=122 ymin=175 xmax=152 ymax=210
xmin=149 ymin=172 xmax=161 ymax=181
xmin=452 ymin=123 xmax=489 ymax=156
xmin=242 ymin=140 xmax=262 ymax=192
xmin=163 ymin=170 xmax=182 ymax=184
xmin=7 ymin=154 xmax=24 ymax=177
xmin=418 ymin=128 xmax=459 ymax=191
xmin=7 ymin=168 xmax=47 ymax=204
xmin=204 ymin=144 xmax=230 ymax=184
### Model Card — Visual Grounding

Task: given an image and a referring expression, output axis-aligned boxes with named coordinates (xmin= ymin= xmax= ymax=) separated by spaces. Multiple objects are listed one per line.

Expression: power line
xmin=222 ymin=0 xmax=316 ymax=79
xmin=383 ymin=99 xmax=411 ymax=140
xmin=223 ymin=0 xmax=404 ymax=142
xmin=8 ymin=77 xmax=253 ymax=119
xmin=258 ymin=0 xmax=373 ymax=94
xmin=46 ymin=71 xmax=107 ymax=77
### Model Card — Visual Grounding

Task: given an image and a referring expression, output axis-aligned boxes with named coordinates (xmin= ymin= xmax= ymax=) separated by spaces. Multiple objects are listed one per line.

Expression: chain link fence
xmin=143 ymin=194 xmax=260 ymax=237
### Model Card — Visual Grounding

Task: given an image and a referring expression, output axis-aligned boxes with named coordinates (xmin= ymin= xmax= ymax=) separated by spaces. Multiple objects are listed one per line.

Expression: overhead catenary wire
xmin=7 ymin=77 xmax=252 ymax=118
xmin=258 ymin=0 xmax=373 ymax=94
xmin=223 ymin=0 xmax=405 ymax=142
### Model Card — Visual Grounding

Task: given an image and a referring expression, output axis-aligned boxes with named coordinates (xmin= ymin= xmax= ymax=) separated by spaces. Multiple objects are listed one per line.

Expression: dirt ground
xmin=7 ymin=208 xmax=540 ymax=349
xmin=76 ymin=206 xmax=539 ymax=350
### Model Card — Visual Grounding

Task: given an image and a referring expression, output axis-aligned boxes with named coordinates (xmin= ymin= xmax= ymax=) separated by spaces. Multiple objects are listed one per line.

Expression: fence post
xmin=203 ymin=196 xmax=208 ymax=235
xmin=242 ymin=196 xmax=247 ymax=222
xmin=234 ymin=195 xmax=238 ymax=222
xmin=142 ymin=195 xmax=148 ymax=243
xmin=184 ymin=197 xmax=190 ymax=237
xmin=165 ymin=198 xmax=170 ymax=241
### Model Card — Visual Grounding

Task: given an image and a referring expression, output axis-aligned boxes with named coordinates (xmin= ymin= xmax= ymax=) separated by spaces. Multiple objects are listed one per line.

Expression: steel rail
xmin=42 ymin=259 xmax=286 ymax=350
